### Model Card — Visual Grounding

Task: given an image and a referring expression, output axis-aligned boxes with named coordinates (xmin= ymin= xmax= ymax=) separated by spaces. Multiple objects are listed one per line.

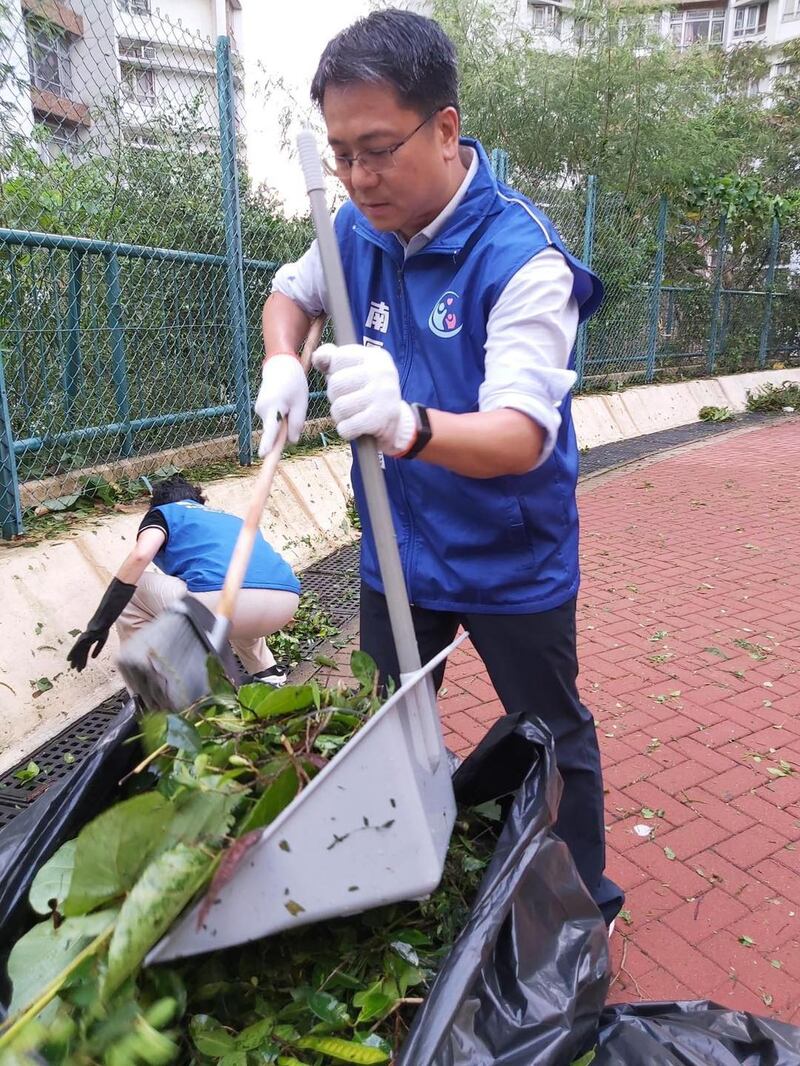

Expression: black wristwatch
xmin=403 ymin=403 xmax=433 ymax=460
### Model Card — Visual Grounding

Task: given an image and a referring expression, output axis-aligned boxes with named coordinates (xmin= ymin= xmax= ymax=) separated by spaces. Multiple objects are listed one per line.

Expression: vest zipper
xmin=392 ymin=263 xmax=416 ymax=601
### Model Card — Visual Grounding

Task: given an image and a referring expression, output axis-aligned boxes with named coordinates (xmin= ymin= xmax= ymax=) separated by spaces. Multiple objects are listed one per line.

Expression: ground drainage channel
xmin=0 ymin=411 xmax=776 ymax=828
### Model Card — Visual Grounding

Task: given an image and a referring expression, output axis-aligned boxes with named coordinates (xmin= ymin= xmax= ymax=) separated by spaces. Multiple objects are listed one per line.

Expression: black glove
xmin=67 ymin=578 xmax=137 ymax=671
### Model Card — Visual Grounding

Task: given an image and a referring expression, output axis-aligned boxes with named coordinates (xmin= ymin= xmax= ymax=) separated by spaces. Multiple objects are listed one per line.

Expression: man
xmin=257 ymin=9 xmax=622 ymax=925
xmin=67 ymin=475 xmax=299 ymax=685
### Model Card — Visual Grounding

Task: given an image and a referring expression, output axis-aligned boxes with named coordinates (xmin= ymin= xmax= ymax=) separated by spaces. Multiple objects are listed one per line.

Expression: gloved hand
xmin=312 ymin=343 xmax=416 ymax=455
xmin=255 ymin=355 xmax=309 ymax=458
xmin=67 ymin=578 xmax=137 ymax=671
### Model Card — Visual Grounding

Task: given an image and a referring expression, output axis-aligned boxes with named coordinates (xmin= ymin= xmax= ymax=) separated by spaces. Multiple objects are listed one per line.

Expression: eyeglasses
xmin=322 ymin=108 xmax=442 ymax=178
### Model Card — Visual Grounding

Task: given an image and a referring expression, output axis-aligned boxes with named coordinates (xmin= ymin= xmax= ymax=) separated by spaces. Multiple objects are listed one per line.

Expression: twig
xmin=119 ymin=742 xmax=169 ymax=784
xmin=609 ymin=936 xmax=643 ymax=999
xmin=0 ymin=921 xmax=115 ymax=1049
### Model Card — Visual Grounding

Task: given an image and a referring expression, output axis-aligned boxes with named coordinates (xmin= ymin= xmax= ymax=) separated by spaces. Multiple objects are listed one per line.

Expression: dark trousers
xmin=360 ymin=582 xmax=624 ymax=925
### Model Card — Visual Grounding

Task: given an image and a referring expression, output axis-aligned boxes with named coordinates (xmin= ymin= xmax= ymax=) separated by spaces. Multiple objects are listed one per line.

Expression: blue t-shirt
xmin=139 ymin=501 xmax=300 ymax=595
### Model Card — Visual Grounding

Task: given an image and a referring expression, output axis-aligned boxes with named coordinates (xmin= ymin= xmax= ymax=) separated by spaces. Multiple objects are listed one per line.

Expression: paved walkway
xmin=309 ymin=419 xmax=800 ymax=1023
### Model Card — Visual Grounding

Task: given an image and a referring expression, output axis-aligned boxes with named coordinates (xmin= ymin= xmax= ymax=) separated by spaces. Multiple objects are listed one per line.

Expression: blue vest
xmin=153 ymin=501 xmax=301 ymax=596
xmin=335 ymin=139 xmax=603 ymax=614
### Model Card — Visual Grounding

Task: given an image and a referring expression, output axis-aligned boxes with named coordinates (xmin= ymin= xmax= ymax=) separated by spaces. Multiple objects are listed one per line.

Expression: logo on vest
xmin=428 ymin=291 xmax=462 ymax=338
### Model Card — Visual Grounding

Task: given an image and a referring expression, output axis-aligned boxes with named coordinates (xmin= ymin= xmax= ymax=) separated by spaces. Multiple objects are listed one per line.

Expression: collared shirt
xmin=271 ymin=150 xmax=579 ymax=467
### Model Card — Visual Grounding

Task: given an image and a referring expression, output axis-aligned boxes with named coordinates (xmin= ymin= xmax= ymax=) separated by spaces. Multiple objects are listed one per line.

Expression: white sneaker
xmin=250 ymin=665 xmax=287 ymax=687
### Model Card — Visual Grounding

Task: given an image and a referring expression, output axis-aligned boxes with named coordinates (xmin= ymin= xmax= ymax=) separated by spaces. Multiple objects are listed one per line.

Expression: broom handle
xmin=216 ymin=317 xmax=324 ymax=624
xmin=297 ymin=131 xmax=422 ymax=678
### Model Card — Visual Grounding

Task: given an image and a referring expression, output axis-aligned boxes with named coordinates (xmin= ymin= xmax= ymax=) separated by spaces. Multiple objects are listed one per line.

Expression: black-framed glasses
xmin=322 ymin=108 xmax=442 ymax=178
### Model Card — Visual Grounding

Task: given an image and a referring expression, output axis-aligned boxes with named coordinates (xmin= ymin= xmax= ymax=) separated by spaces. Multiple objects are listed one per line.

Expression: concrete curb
xmin=2 ymin=367 xmax=797 ymax=773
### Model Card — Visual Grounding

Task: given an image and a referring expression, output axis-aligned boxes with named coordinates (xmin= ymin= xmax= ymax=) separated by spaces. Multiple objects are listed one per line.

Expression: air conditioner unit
xmin=141 ymin=43 xmax=156 ymax=60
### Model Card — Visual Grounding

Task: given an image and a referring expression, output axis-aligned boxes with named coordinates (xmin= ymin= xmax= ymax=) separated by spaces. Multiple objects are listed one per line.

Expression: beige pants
xmin=117 ymin=571 xmax=299 ymax=675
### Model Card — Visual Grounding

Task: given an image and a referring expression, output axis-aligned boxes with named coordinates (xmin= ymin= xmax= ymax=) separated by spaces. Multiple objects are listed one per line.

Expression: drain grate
xmin=0 ymin=691 xmax=129 ymax=805
xmin=0 ymin=801 xmax=25 ymax=829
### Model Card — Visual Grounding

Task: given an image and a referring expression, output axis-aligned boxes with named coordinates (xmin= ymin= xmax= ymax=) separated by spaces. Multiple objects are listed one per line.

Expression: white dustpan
xmin=147 ymin=134 xmax=460 ymax=963
xmin=147 ymin=635 xmax=464 ymax=961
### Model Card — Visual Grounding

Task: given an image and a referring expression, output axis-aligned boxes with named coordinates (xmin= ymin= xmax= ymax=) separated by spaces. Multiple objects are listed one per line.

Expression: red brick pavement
xmin=306 ymin=420 xmax=800 ymax=1022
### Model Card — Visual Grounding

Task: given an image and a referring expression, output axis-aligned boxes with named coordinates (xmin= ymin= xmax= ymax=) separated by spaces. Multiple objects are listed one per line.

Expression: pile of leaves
xmin=267 ymin=594 xmax=340 ymax=669
xmin=746 ymin=381 xmax=800 ymax=413
xmin=0 ymin=657 xmax=497 ymax=1066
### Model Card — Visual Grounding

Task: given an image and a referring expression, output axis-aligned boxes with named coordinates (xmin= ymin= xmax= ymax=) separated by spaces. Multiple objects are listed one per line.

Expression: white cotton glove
xmin=255 ymin=354 xmax=309 ymax=458
xmin=312 ymin=343 xmax=416 ymax=455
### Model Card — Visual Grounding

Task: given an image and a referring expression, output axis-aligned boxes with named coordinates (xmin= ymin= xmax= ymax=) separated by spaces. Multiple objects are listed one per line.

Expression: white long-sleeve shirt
xmin=271 ymin=149 xmax=579 ymax=467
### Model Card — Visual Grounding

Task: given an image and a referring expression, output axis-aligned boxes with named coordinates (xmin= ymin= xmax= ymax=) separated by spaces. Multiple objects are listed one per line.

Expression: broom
xmin=116 ymin=318 xmax=325 ymax=712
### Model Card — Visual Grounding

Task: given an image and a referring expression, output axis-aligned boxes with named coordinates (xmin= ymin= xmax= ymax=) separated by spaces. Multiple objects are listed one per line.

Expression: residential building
xmin=522 ymin=0 xmax=799 ymax=90
xmin=0 ymin=0 xmax=242 ymax=158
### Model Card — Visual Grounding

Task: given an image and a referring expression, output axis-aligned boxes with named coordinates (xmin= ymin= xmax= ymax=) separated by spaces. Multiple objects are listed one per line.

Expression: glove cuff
xmin=88 ymin=577 xmax=137 ymax=631
xmin=387 ymin=402 xmax=418 ymax=457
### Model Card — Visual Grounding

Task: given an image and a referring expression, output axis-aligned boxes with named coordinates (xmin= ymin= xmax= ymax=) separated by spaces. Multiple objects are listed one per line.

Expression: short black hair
xmin=150 ymin=474 xmax=206 ymax=508
xmin=310 ymin=8 xmax=459 ymax=116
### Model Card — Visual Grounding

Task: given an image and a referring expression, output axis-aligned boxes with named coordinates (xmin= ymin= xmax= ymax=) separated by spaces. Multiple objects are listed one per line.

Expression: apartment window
xmin=26 ymin=19 xmax=73 ymax=97
xmin=37 ymin=120 xmax=78 ymax=161
xmin=670 ymin=7 xmax=726 ymax=48
xmin=529 ymin=2 xmax=562 ymax=36
xmin=119 ymin=39 xmax=157 ymax=64
xmin=733 ymin=3 xmax=768 ymax=37
xmin=774 ymin=61 xmax=794 ymax=76
xmin=122 ymin=64 xmax=156 ymax=105
xmin=118 ymin=0 xmax=151 ymax=13
xmin=783 ymin=0 xmax=800 ymax=20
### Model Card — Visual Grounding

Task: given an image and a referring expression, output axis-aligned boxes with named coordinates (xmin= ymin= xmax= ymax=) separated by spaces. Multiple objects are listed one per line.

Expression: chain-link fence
xmin=0 ymin=0 xmax=314 ymax=536
xmin=1 ymin=8 xmax=798 ymax=537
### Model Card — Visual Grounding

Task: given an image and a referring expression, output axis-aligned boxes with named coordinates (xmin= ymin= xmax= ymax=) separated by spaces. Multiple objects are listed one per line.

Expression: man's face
xmin=322 ymin=81 xmax=460 ymax=239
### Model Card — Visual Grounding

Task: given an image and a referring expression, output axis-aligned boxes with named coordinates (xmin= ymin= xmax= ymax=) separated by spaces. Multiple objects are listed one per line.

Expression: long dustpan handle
xmin=297 ymin=131 xmax=422 ymax=679
xmin=215 ymin=317 xmax=325 ymax=626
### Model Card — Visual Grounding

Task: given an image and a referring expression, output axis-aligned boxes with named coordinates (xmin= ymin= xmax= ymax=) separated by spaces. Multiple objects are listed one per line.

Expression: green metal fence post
xmin=707 ymin=214 xmax=727 ymax=375
xmin=758 ymin=216 xmax=780 ymax=369
xmin=216 ymin=35 xmax=252 ymax=466
xmin=574 ymin=175 xmax=598 ymax=391
xmin=0 ymin=349 xmax=23 ymax=538
xmin=64 ymin=248 xmax=83 ymax=422
xmin=645 ymin=195 xmax=668 ymax=384
xmin=490 ymin=148 xmax=509 ymax=182
xmin=104 ymin=251 xmax=134 ymax=458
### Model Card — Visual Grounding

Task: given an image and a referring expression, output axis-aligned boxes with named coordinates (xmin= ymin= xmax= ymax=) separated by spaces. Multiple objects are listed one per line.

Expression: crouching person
xmin=67 ymin=474 xmax=300 ymax=686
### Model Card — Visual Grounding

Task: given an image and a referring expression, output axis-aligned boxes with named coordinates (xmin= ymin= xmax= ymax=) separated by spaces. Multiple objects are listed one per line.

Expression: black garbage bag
xmin=399 ymin=711 xmax=611 ymax=1066
xmin=0 ymin=699 xmax=139 ymax=999
xmin=594 ymin=1000 xmax=800 ymax=1065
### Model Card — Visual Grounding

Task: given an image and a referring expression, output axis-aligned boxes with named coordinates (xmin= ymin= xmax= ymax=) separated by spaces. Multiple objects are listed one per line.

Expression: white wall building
xmin=520 ymin=0 xmax=799 ymax=89
xmin=0 ymin=0 xmax=242 ymax=158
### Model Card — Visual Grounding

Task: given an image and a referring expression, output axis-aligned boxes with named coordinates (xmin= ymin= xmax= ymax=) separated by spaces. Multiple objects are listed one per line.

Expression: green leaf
xmin=237 ymin=684 xmax=315 ymax=719
xmin=664 ymin=846 xmax=676 ymax=861
xmin=189 ymin=1014 xmax=236 ymax=1056
xmin=104 ymin=843 xmax=213 ymax=996
xmin=350 ymin=651 xmax=377 ymax=691
xmin=234 ymin=1017 xmax=274 ymax=1050
xmin=353 ymin=982 xmax=394 ymax=1025
xmin=296 ymin=1035 xmax=390 ymax=1064
xmin=14 ymin=760 xmax=40 ymax=781
xmin=64 ymin=793 xmax=174 ymax=916
xmin=164 ymin=714 xmax=203 ymax=753
xmin=240 ymin=765 xmax=299 ymax=834
xmin=295 ymin=987 xmax=350 ymax=1028
xmin=389 ymin=940 xmax=420 ymax=966
xmin=162 ymin=788 xmax=240 ymax=851
xmin=738 ymin=934 xmax=755 ymax=947
xmin=314 ymin=653 xmax=337 ymax=668
xmin=32 ymin=677 xmax=53 ymax=695
xmin=571 ymin=1051 xmax=597 ymax=1066
xmin=7 ymin=909 xmax=117 ymax=1015
xmin=207 ymin=655 xmax=238 ymax=701
xmin=641 ymin=807 xmax=656 ymax=819
xmin=29 ymin=839 xmax=77 ymax=915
